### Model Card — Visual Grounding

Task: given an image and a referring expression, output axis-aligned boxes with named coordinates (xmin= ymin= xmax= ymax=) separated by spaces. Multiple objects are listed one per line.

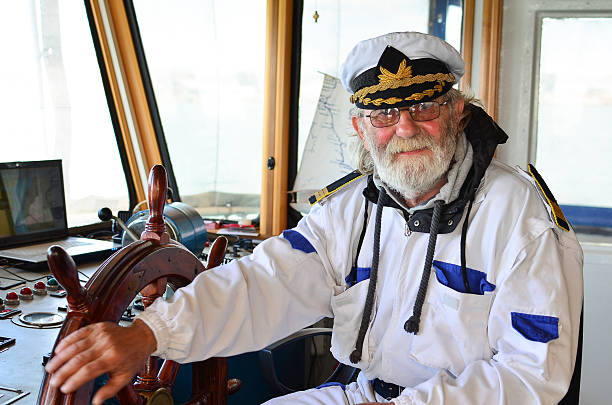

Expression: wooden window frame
xmin=478 ymin=0 xmax=503 ymax=120
xmin=86 ymin=0 xmax=163 ymax=205
xmin=461 ymin=0 xmax=475 ymax=90
xmin=260 ymin=0 xmax=294 ymax=237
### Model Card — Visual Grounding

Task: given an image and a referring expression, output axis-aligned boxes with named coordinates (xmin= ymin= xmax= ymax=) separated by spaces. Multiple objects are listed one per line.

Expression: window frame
xmin=84 ymin=0 xmax=139 ymax=212
xmin=85 ymin=0 xmax=166 ymax=209
xmin=121 ymin=0 xmax=181 ymax=203
xmin=530 ymin=11 xmax=612 ymax=229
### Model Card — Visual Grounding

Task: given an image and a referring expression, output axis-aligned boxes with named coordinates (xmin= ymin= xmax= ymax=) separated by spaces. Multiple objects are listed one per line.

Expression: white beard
xmin=364 ymin=122 xmax=458 ymax=199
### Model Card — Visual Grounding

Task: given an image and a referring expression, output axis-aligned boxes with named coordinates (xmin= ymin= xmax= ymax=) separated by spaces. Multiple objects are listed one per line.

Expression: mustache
xmin=383 ymin=134 xmax=437 ymax=154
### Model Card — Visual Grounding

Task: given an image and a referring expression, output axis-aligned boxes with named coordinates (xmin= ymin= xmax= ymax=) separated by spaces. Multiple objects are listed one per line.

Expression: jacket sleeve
xmin=136 ymin=204 xmax=339 ymax=364
xmin=392 ymin=228 xmax=583 ymax=405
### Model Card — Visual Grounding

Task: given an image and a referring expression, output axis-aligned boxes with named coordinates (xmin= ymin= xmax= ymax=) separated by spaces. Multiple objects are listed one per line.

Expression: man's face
xmin=352 ymin=96 xmax=464 ymax=199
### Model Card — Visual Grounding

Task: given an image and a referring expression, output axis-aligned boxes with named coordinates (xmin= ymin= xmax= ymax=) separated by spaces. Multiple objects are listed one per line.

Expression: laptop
xmin=0 ymin=160 xmax=114 ymax=269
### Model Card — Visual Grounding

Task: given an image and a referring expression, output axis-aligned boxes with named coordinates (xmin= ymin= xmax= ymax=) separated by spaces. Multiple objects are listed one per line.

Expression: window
xmin=131 ymin=0 xmax=267 ymax=222
xmin=0 ymin=1 xmax=129 ymax=227
xmin=535 ymin=16 xmax=612 ymax=227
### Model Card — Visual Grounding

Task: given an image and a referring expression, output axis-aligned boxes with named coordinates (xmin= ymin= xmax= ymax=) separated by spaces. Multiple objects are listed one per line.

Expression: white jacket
xmin=138 ymin=159 xmax=583 ymax=405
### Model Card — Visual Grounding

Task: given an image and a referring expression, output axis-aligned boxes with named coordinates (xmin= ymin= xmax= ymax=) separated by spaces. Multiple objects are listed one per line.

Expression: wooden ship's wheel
xmin=38 ymin=165 xmax=240 ymax=405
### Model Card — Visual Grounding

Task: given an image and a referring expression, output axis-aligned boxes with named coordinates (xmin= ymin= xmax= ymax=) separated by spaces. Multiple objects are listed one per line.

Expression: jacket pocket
xmin=433 ymin=260 xmax=495 ymax=295
xmin=511 ymin=312 xmax=559 ymax=343
xmin=409 ymin=278 xmax=494 ymax=375
xmin=330 ymin=279 xmax=372 ymax=370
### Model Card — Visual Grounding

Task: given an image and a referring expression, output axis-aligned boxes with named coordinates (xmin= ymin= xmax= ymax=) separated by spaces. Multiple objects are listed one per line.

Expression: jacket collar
xmin=362 ymin=104 xmax=508 ymax=234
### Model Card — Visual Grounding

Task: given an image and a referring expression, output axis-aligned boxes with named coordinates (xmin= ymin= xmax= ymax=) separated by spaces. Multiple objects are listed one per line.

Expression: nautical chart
xmin=291 ymin=74 xmax=357 ymax=214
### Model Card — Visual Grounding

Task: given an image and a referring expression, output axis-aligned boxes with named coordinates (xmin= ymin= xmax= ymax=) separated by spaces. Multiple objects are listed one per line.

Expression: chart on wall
xmin=291 ymin=74 xmax=356 ymax=214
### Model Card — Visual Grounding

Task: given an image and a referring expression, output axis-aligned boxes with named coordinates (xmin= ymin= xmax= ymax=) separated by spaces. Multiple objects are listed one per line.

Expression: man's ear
xmin=453 ymin=98 xmax=465 ymax=123
xmin=352 ymin=116 xmax=370 ymax=151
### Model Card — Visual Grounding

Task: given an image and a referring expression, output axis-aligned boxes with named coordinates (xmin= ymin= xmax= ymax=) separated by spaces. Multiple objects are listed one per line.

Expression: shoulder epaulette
xmin=527 ymin=164 xmax=570 ymax=231
xmin=308 ymin=170 xmax=365 ymax=205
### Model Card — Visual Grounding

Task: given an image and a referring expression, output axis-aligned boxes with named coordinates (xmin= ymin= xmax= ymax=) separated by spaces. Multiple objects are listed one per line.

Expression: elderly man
xmin=46 ymin=32 xmax=583 ymax=405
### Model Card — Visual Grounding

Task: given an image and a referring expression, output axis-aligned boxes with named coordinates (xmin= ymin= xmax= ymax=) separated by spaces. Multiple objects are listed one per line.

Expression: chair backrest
xmin=259 ymin=328 xmax=357 ymax=396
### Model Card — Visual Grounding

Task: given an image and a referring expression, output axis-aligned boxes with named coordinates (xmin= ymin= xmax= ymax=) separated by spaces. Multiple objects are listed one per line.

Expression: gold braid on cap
xmin=349 ymin=59 xmax=456 ymax=104
xmin=362 ymin=81 xmax=445 ymax=106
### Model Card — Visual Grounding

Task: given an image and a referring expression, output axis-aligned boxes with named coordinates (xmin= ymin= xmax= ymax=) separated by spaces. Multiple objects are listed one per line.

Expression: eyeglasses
xmin=364 ymin=100 xmax=449 ymax=128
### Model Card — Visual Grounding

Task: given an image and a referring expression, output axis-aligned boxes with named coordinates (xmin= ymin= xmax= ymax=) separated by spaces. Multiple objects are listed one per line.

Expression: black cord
xmin=1 ymin=266 xmax=89 ymax=284
xmin=0 ymin=267 xmax=48 ymax=282
xmin=0 ymin=259 xmax=23 ymax=267
xmin=404 ymin=200 xmax=444 ymax=334
xmin=460 ymin=198 xmax=475 ymax=293
xmin=85 ymin=230 xmax=114 ymax=238
xmin=349 ymin=197 xmax=370 ymax=286
xmin=350 ymin=188 xmax=386 ymax=364
xmin=0 ymin=276 xmax=25 ymax=285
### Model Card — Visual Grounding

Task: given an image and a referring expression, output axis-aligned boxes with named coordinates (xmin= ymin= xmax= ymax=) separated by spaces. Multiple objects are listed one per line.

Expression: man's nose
xmin=395 ymin=110 xmax=419 ymax=138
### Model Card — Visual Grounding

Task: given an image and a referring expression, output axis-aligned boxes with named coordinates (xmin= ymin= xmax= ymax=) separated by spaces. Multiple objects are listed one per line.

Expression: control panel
xmin=0 ymin=263 xmax=99 ymax=404
xmin=0 ymin=232 xmax=259 ymax=404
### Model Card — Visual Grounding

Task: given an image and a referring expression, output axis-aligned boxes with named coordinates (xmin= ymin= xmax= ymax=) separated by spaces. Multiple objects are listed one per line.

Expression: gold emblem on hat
xmin=378 ymin=59 xmax=413 ymax=83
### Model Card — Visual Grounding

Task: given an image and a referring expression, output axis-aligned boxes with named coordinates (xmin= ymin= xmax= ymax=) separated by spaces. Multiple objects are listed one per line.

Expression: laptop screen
xmin=0 ymin=160 xmax=68 ymax=248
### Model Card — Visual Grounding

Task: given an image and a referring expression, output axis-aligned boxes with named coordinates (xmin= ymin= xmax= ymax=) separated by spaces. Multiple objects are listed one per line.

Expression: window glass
xmin=132 ymin=0 xmax=266 ymax=221
xmin=536 ymin=18 xmax=612 ymax=208
xmin=0 ymin=1 xmax=129 ymax=227
xmin=445 ymin=3 xmax=463 ymax=50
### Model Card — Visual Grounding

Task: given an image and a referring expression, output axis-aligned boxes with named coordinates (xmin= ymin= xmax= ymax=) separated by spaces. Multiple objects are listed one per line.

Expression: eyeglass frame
xmin=362 ymin=99 xmax=450 ymax=128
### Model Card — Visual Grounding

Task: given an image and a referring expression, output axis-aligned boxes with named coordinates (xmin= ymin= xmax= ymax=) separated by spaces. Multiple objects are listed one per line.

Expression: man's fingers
xmin=44 ymin=320 xmax=156 ymax=400
xmin=49 ymin=348 xmax=105 ymax=391
xmin=60 ymin=361 xmax=122 ymax=396
xmin=53 ymin=325 xmax=93 ymax=353
xmin=46 ymin=335 xmax=94 ymax=374
xmin=58 ymin=367 xmax=100 ymax=395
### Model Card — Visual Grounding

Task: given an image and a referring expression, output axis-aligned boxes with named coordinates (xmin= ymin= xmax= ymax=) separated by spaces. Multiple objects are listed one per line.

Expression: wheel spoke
xmin=117 ymin=383 xmax=144 ymax=405
xmin=157 ymin=359 xmax=180 ymax=388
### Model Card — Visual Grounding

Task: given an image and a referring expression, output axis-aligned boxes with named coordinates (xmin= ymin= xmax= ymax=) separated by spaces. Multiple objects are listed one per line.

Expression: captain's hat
xmin=340 ymin=31 xmax=465 ymax=109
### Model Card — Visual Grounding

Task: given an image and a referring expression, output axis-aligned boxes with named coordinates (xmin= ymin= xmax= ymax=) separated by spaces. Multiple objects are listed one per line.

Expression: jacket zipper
xmin=404 ymin=213 xmax=412 ymax=237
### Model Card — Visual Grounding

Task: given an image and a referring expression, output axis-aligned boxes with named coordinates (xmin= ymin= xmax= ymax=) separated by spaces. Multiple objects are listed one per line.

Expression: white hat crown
xmin=341 ymin=31 xmax=465 ymax=94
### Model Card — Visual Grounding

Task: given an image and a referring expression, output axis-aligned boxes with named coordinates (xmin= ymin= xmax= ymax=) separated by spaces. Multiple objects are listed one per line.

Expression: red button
xmin=5 ymin=291 xmax=19 ymax=305
xmin=34 ymin=281 xmax=47 ymax=295
xmin=19 ymin=287 xmax=34 ymax=300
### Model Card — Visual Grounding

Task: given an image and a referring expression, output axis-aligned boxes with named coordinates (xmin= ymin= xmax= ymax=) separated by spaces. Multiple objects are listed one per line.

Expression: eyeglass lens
xmin=369 ymin=102 xmax=441 ymax=127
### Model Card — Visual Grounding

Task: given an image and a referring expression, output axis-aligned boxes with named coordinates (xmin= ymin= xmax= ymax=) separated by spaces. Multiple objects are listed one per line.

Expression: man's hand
xmin=45 ymin=319 xmax=157 ymax=405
